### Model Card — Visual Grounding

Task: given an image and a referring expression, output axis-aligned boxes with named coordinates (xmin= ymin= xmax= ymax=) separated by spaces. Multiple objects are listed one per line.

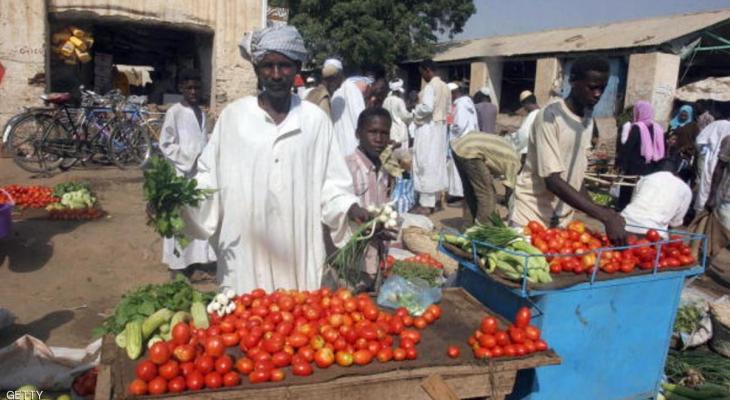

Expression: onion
xmin=224 ymin=288 xmax=236 ymax=299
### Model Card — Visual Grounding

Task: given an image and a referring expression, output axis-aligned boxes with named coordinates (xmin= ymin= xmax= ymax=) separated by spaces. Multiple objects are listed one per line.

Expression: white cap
xmin=306 ymin=76 xmax=315 ymax=83
xmin=323 ymin=58 xmax=343 ymax=71
xmin=447 ymin=82 xmax=459 ymax=91
xmin=519 ymin=90 xmax=534 ymax=102
xmin=479 ymin=86 xmax=491 ymax=96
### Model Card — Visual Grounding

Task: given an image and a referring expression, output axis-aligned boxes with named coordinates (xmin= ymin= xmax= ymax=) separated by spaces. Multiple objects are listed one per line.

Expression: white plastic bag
xmin=0 ymin=335 xmax=101 ymax=390
xmin=376 ymin=275 xmax=441 ymax=316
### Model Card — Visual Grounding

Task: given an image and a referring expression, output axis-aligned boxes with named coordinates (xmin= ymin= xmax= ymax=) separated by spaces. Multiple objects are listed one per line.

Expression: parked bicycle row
xmin=1 ymin=87 xmax=164 ymax=174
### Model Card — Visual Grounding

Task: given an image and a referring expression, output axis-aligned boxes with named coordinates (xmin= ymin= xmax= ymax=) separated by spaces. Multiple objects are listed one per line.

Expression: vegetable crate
xmin=440 ymin=227 xmax=706 ymax=400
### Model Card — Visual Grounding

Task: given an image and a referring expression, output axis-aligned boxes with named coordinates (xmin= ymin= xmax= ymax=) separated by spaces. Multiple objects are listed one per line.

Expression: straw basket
xmin=402 ymin=226 xmax=458 ymax=275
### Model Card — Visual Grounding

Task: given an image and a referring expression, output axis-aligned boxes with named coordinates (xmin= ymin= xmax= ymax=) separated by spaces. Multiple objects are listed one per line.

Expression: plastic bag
xmin=376 ymin=275 xmax=441 ymax=316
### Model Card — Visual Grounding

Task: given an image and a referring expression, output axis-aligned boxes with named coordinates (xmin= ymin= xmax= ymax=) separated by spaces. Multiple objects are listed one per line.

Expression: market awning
xmin=676 ymin=76 xmax=730 ymax=102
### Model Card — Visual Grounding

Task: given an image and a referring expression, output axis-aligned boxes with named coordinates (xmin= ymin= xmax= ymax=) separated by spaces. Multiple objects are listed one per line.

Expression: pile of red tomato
xmin=128 ymin=288 xmax=443 ymax=396
xmin=382 ymin=252 xmax=444 ymax=270
xmin=524 ymin=220 xmax=696 ymax=275
xmin=1 ymin=185 xmax=58 ymax=208
xmin=467 ymin=306 xmax=548 ymax=359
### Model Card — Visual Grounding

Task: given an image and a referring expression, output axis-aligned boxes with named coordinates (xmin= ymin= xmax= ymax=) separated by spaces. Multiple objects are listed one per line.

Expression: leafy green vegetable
xmin=674 ymin=304 xmax=703 ymax=334
xmin=666 ymin=349 xmax=730 ymax=388
xmin=391 ymin=261 xmax=443 ymax=287
xmin=93 ymin=276 xmax=214 ymax=337
xmin=143 ymin=155 xmax=215 ymax=249
xmin=53 ymin=181 xmax=91 ymax=198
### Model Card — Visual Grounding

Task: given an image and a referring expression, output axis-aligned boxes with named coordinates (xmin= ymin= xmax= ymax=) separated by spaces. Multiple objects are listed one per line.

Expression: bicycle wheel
xmin=6 ymin=113 xmax=54 ymax=173
xmin=37 ymin=119 xmax=75 ymax=173
xmin=108 ymin=121 xmax=152 ymax=168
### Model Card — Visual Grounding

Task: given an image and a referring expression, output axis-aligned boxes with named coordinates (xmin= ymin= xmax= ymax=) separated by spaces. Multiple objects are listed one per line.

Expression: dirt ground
xmin=0 ymin=156 xmax=727 ymax=350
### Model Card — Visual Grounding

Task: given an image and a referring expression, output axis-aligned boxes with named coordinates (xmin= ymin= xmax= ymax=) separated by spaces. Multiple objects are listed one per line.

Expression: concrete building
xmin=0 ymin=0 xmax=266 ymax=126
xmin=425 ymin=9 xmax=730 ymax=144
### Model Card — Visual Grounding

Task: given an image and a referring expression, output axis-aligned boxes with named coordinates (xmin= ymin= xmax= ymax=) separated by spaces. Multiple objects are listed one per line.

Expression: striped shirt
xmin=346 ymin=148 xmax=390 ymax=208
xmin=451 ymin=132 xmax=521 ymax=189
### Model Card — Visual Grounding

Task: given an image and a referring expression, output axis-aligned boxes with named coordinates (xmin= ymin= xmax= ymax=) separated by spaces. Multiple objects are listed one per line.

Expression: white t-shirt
xmin=621 ymin=171 xmax=692 ymax=236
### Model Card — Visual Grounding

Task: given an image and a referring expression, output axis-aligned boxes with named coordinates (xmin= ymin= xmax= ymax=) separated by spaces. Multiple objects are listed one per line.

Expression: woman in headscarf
xmin=617 ymin=100 xmax=665 ymax=210
xmin=668 ymin=105 xmax=694 ymax=134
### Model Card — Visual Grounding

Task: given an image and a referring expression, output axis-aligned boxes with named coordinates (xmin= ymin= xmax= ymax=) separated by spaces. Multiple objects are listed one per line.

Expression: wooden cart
xmin=95 ymin=288 xmax=560 ymax=400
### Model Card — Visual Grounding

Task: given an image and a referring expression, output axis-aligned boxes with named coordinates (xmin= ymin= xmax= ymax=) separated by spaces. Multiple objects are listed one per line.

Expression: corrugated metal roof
xmin=434 ymin=9 xmax=730 ymax=62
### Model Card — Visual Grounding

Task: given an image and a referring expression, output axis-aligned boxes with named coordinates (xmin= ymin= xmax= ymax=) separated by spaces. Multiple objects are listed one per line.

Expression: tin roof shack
xmin=422 ymin=9 xmax=730 ymax=152
xmin=0 ymin=0 xmax=264 ymax=126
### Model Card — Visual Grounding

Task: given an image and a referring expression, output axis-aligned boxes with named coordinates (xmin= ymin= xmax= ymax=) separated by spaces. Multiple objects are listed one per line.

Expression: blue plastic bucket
xmin=0 ymin=189 xmax=13 ymax=239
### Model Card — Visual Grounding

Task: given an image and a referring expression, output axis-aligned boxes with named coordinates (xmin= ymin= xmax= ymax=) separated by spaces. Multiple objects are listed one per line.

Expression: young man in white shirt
xmin=621 ymin=159 xmax=692 ymax=237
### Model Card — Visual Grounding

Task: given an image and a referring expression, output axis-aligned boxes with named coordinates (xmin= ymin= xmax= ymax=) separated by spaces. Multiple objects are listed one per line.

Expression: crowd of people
xmin=154 ymin=24 xmax=730 ymax=292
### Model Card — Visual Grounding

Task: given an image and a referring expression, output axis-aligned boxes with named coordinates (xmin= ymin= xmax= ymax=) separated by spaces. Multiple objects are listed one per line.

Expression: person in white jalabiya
xmin=158 ymin=68 xmax=217 ymax=277
xmin=621 ymin=158 xmax=692 ymax=238
xmin=331 ymin=74 xmax=371 ymax=156
xmin=411 ymin=59 xmax=451 ymax=215
xmin=508 ymin=90 xmax=540 ymax=163
xmin=695 ymin=120 xmax=730 ymax=212
xmin=181 ymin=25 xmax=368 ymax=293
xmin=447 ymin=82 xmax=478 ymax=198
xmin=382 ymin=78 xmax=412 ymax=148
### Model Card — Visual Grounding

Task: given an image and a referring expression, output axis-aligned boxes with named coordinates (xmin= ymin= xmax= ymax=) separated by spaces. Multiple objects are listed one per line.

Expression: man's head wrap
xmin=239 ymin=25 xmax=308 ymax=65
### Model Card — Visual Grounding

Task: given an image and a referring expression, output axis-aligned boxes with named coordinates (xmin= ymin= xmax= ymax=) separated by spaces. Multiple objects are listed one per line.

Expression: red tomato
xmin=376 ymin=347 xmax=394 ymax=362
xmin=314 ymin=348 xmax=335 ymax=368
xmin=158 ymin=360 xmax=180 ymax=380
xmin=255 ymin=359 xmax=275 ymax=373
xmin=336 ymin=351 xmax=354 ymax=366
xmin=288 ymin=332 xmax=309 ymax=348
xmin=171 ymin=322 xmax=192 ymax=345
xmin=292 ymin=362 xmax=313 ymax=376
xmin=508 ymin=326 xmax=526 ymax=344
xmin=205 ymin=371 xmax=223 ymax=389
xmin=149 ymin=342 xmax=171 ymax=365
xmin=186 ymin=371 xmax=205 ymax=390
xmin=480 ymin=316 xmax=498 ymax=334
xmin=205 ymin=336 xmax=225 ymax=357
xmin=393 ymin=348 xmax=407 ymax=361
xmin=491 ymin=346 xmax=504 ymax=357
xmin=535 ymin=340 xmax=548 ymax=352
xmin=168 ymin=376 xmax=186 ymax=393
xmin=495 ymin=331 xmax=510 ymax=346
xmin=405 ymin=347 xmax=418 ymax=360
xmin=215 ymin=355 xmax=233 ymax=374
xmin=503 ymin=345 xmax=517 ymax=357
xmin=248 ymin=369 xmax=271 ymax=383
xmin=447 ymin=345 xmax=461 ymax=358
xmin=136 ymin=360 xmax=158 ymax=382
xmin=174 ymin=344 xmax=195 ymax=363
xmin=401 ymin=329 xmax=422 ymax=343
xmin=222 ymin=371 xmax=241 ymax=387
xmin=222 ymin=332 xmax=240 ymax=347
xmin=180 ymin=361 xmax=195 ymax=377
xmin=646 ymin=229 xmax=661 ymax=242
xmin=147 ymin=377 xmax=167 ymax=395
xmin=524 ymin=326 xmax=541 ymax=341
xmin=270 ymin=368 xmax=286 ymax=382
xmin=128 ymin=379 xmax=147 ymax=395
xmin=413 ymin=317 xmax=428 ymax=329
xmin=353 ymin=349 xmax=373 ymax=365
xmin=478 ymin=334 xmax=497 ymax=348
xmin=515 ymin=344 xmax=527 ymax=356
xmin=235 ymin=357 xmax=254 ymax=374
xmin=194 ymin=355 xmax=215 ymax=374
xmin=666 ymin=257 xmax=681 ymax=268
xmin=271 ymin=351 xmax=292 ymax=368
xmin=426 ymin=304 xmax=442 ymax=319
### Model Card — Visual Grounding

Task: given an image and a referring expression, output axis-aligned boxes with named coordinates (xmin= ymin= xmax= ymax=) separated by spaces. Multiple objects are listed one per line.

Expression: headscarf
xmin=388 ymin=79 xmax=404 ymax=95
xmin=631 ymin=101 xmax=665 ymax=163
xmin=669 ymin=105 xmax=694 ymax=130
xmin=238 ymin=25 xmax=308 ymax=65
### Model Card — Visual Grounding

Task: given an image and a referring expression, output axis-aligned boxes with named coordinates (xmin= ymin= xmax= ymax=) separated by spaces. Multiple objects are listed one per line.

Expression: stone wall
xmin=0 ymin=0 xmax=262 ymax=127
xmin=624 ymin=52 xmax=680 ymax=126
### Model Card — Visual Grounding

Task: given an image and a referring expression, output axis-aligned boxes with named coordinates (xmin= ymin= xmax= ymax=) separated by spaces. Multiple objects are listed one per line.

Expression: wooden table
xmin=96 ymin=288 xmax=560 ymax=400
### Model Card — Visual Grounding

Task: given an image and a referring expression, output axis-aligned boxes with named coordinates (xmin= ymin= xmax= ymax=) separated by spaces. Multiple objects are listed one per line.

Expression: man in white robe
xmin=411 ymin=59 xmax=451 ymax=214
xmin=382 ymin=79 xmax=412 ymax=148
xmin=447 ymin=82 xmax=479 ymax=198
xmin=158 ymin=68 xmax=216 ymax=276
xmin=695 ymin=120 xmax=730 ymax=212
xmin=331 ymin=76 xmax=370 ymax=156
xmin=181 ymin=25 xmax=367 ymax=293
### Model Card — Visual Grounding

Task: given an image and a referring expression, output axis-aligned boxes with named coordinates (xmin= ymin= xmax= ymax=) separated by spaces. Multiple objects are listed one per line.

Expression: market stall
xmin=438 ymin=219 xmax=706 ymax=400
xmin=92 ymin=287 xmax=559 ymax=400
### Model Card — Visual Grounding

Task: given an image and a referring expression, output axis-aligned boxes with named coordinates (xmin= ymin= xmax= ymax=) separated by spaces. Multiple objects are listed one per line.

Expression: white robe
xmin=158 ymin=103 xmax=217 ymax=270
xmin=509 ymin=108 xmax=539 ymax=155
xmin=413 ymin=83 xmax=449 ymax=196
xmin=383 ymin=94 xmax=412 ymax=147
xmin=448 ymin=96 xmax=479 ymax=197
xmin=183 ymin=96 xmax=358 ymax=293
xmin=695 ymin=120 xmax=730 ymax=211
xmin=331 ymin=80 xmax=365 ymax=156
